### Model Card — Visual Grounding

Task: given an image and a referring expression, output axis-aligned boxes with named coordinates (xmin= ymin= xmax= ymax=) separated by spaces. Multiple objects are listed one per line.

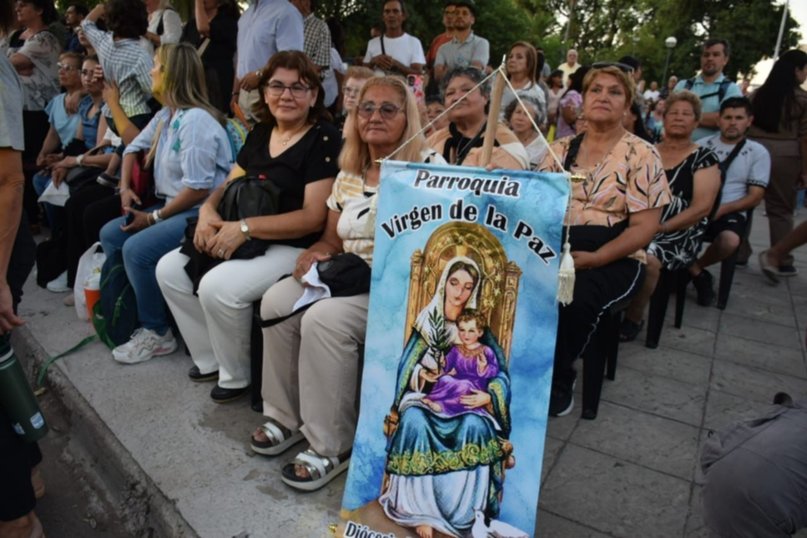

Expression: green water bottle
xmin=0 ymin=336 xmax=48 ymax=443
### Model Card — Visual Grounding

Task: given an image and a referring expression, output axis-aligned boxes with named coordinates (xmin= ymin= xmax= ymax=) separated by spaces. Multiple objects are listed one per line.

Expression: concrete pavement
xmin=13 ymin=206 xmax=807 ymax=538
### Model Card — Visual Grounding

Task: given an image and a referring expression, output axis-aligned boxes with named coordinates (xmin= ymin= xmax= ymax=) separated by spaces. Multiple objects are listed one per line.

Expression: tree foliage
xmin=56 ymin=0 xmax=800 ymax=85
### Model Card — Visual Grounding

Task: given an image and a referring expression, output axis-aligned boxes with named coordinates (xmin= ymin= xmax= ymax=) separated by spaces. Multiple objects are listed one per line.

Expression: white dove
xmin=471 ymin=510 xmax=529 ymax=538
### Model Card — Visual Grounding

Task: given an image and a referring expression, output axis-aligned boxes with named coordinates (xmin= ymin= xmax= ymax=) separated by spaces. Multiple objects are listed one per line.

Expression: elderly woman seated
xmin=427 ymin=67 xmax=528 ymax=170
xmin=249 ymin=76 xmax=445 ymax=491
xmin=538 ymin=64 xmax=671 ymax=416
xmin=504 ymin=94 xmax=547 ymax=170
xmin=620 ymin=91 xmax=720 ymax=341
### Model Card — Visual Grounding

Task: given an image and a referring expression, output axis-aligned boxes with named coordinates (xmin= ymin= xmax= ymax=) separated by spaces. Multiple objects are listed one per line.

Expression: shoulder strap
xmin=563 ymin=133 xmax=586 ymax=172
xmin=10 ymin=28 xmax=24 ymax=41
xmin=157 ymin=11 xmax=166 ymax=36
xmin=379 ymin=34 xmax=386 ymax=56
xmin=717 ymin=78 xmax=731 ymax=103
xmin=719 ymin=138 xmax=746 ymax=179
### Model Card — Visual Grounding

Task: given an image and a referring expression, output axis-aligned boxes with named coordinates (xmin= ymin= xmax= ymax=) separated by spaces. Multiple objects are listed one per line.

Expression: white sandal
xmin=250 ymin=419 xmax=304 ymax=456
xmin=281 ymin=448 xmax=351 ymax=491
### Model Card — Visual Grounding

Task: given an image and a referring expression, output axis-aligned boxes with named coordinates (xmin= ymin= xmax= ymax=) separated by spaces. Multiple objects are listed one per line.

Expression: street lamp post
xmin=661 ymin=36 xmax=677 ymax=86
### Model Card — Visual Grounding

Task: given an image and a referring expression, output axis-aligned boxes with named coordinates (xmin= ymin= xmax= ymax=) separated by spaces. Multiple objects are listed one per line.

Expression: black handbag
xmin=180 ymin=174 xmax=281 ymax=293
xmin=64 ymin=165 xmax=103 ymax=192
xmin=216 ymin=173 xmax=280 ymax=258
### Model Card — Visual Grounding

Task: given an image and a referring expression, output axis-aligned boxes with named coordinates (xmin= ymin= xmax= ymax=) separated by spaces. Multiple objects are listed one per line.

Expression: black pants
xmin=1 ymin=214 xmax=40 ymax=522
xmin=22 ymin=110 xmax=49 ymax=226
xmin=8 ymin=211 xmax=36 ymax=311
xmin=552 ymin=225 xmax=644 ymax=387
xmin=65 ymin=184 xmax=120 ymax=288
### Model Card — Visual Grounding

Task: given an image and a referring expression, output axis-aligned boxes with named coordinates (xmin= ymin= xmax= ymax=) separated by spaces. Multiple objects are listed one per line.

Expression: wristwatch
xmin=76 ymin=153 xmax=85 ymax=166
xmin=240 ymin=218 xmax=251 ymax=240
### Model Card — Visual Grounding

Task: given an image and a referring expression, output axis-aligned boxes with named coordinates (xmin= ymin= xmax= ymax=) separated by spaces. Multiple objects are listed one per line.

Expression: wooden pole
xmin=480 ymin=56 xmax=507 ymax=167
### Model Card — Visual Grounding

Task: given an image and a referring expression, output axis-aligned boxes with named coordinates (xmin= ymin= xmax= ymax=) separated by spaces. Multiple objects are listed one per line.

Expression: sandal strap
xmin=294 ymin=449 xmax=339 ymax=481
xmin=260 ymin=419 xmax=293 ymax=445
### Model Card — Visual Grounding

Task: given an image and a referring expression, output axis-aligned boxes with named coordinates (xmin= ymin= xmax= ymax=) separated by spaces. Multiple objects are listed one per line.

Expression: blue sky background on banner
xmin=342 ymin=161 xmax=571 ymax=533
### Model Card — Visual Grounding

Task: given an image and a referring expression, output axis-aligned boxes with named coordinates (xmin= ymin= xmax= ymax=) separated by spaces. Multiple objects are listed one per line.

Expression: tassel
xmin=556 ymin=241 xmax=575 ymax=306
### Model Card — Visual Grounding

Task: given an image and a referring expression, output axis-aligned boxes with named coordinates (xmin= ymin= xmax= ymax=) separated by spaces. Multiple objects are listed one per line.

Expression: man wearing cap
xmin=363 ymin=0 xmax=425 ymax=77
xmin=433 ymin=0 xmax=489 ymax=82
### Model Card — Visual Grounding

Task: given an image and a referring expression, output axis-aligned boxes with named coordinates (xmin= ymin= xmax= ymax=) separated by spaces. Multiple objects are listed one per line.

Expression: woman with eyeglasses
xmin=428 ymin=66 xmax=528 ymax=170
xmin=337 ymin=65 xmax=373 ymax=133
xmin=621 ymin=90 xmax=720 ymax=340
xmin=7 ymin=0 xmax=62 ymax=231
xmin=249 ymin=76 xmax=444 ymax=491
xmin=538 ymin=65 xmax=671 ymax=416
xmin=156 ymin=50 xmax=340 ymax=403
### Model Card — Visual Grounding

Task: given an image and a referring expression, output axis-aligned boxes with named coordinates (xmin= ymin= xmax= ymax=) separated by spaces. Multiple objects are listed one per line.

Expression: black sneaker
xmin=548 ymin=382 xmax=574 ymax=417
xmin=692 ymin=269 xmax=715 ymax=307
xmin=210 ymin=384 xmax=249 ymax=403
xmin=777 ymin=265 xmax=799 ymax=277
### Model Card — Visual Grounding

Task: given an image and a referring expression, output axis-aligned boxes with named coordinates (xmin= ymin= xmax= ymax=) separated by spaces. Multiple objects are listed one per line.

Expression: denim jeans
xmin=99 ymin=202 xmax=197 ymax=333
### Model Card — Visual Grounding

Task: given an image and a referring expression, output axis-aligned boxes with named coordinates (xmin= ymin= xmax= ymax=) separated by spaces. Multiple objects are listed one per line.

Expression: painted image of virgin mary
xmin=379 ymin=256 xmax=512 ymax=538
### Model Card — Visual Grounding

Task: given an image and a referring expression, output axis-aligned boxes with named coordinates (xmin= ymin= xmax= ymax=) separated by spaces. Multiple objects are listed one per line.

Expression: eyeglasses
xmin=265 ymin=81 xmax=310 ymax=98
xmin=357 ymin=102 xmax=403 ymax=120
xmin=591 ymin=61 xmax=635 ymax=74
xmin=57 ymin=63 xmax=79 ymax=72
xmin=343 ymin=87 xmax=362 ymax=97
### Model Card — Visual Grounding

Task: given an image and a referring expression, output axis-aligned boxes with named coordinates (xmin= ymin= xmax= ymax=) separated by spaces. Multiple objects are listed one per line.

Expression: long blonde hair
xmin=339 ymin=76 xmax=428 ymax=175
xmin=146 ymin=43 xmax=224 ymax=166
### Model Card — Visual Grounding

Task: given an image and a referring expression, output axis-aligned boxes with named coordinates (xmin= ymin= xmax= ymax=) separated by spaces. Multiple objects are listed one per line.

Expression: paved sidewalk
xmin=15 ymin=207 xmax=807 ymax=538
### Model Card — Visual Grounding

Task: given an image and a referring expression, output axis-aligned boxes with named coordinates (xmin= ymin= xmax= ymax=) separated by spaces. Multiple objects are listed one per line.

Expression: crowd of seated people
xmin=3 ymin=0 xmax=792 ymax=507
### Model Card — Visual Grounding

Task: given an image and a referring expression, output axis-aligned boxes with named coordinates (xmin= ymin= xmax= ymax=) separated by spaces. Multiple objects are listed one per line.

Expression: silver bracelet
xmin=152 ymin=209 xmax=163 ymax=223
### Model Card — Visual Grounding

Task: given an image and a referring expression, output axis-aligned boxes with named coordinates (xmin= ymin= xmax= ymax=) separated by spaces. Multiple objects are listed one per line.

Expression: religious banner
xmin=337 ymin=160 xmax=569 ymax=538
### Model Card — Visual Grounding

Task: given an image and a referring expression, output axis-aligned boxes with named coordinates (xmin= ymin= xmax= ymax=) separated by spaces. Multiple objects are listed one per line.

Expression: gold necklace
xmin=275 ymin=124 xmax=307 ymax=147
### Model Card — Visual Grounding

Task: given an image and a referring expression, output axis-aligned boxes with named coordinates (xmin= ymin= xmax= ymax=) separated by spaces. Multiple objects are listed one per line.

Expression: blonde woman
xmin=99 ymin=43 xmax=233 ymax=365
xmin=250 ymin=76 xmax=445 ymax=491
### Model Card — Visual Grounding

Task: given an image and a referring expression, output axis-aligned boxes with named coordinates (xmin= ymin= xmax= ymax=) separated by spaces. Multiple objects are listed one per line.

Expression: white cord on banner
xmin=378 ymin=63 xmax=576 ymax=305
xmin=499 ymin=69 xmax=576 ymax=305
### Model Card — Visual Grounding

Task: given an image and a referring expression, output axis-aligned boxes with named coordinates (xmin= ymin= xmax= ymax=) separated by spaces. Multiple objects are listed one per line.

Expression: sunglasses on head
xmin=591 ymin=61 xmax=635 ymax=74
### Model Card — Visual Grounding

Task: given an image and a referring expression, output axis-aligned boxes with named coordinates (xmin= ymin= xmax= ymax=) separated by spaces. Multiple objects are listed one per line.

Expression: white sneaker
xmin=112 ymin=328 xmax=178 ymax=364
xmin=46 ymin=271 xmax=70 ymax=293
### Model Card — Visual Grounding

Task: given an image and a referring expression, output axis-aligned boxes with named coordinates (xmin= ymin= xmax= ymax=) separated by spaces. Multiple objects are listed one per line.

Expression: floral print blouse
xmin=539 ymin=131 xmax=672 ymax=261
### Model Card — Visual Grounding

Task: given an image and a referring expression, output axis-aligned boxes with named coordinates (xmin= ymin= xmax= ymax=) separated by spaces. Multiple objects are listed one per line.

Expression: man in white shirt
xmin=643 ymin=81 xmax=660 ymax=103
xmin=558 ymin=48 xmax=580 ymax=87
xmin=363 ymin=0 xmax=424 ymax=77
xmin=689 ymin=97 xmax=770 ymax=306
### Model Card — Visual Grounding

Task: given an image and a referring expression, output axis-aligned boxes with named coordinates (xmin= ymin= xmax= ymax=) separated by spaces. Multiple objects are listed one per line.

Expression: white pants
xmin=156 ymin=245 xmax=302 ymax=388
xmin=260 ymin=276 xmax=368 ymax=456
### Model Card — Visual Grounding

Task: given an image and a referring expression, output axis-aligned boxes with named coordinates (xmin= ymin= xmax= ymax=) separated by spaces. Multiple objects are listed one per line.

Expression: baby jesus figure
xmin=421 ymin=309 xmax=498 ymax=417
